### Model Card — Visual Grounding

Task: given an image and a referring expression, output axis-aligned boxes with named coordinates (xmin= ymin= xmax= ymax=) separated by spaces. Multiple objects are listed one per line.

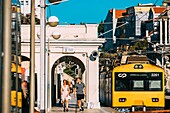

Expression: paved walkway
xmin=49 ymin=107 xmax=119 ymax=113
xmin=48 ymin=93 xmax=119 ymax=113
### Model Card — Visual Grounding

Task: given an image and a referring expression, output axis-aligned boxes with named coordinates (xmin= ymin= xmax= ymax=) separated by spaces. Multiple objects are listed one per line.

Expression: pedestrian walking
xmin=74 ymin=77 xmax=86 ymax=111
xmin=21 ymin=81 xmax=29 ymax=113
xmin=60 ymin=79 xmax=71 ymax=112
xmin=69 ymin=82 xmax=73 ymax=93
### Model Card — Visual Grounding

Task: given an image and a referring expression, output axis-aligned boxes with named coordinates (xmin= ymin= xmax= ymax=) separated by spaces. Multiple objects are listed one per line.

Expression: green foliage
xmin=100 ymin=52 xmax=117 ymax=58
xmin=130 ymin=39 xmax=148 ymax=50
xmin=63 ymin=66 xmax=76 ymax=77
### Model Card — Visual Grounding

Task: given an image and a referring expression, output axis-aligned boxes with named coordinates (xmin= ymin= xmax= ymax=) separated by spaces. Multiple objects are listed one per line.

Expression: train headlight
xmin=152 ymin=98 xmax=159 ymax=102
xmin=119 ymin=98 xmax=126 ymax=102
xmin=134 ymin=64 xmax=143 ymax=69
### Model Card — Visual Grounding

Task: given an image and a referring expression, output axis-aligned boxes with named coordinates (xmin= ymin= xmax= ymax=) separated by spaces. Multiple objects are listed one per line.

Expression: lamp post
xmin=47 ymin=32 xmax=61 ymax=111
xmin=30 ymin=0 xmax=35 ymax=113
xmin=40 ymin=0 xmax=47 ymax=112
xmin=37 ymin=26 xmax=61 ymax=112
xmin=40 ymin=1 xmax=66 ymax=112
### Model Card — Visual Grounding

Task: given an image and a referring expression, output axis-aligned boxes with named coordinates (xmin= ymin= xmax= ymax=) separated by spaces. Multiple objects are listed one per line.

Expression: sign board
xmin=62 ymin=47 xmax=75 ymax=54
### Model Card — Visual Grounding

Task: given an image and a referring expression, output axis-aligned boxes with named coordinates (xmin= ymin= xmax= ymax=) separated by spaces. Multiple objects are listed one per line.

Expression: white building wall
xmin=19 ymin=0 xmax=40 ymax=18
xmin=35 ymin=0 xmax=40 ymax=18
xmin=21 ymin=24 xmax=104 ymax=110
xmin=21 ymin=24 xmax=99 ymax=42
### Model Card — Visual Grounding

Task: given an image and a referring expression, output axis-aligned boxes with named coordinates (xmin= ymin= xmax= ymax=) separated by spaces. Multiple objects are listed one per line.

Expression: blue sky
xmin=47 ymin=0 xmax=163 ymax=24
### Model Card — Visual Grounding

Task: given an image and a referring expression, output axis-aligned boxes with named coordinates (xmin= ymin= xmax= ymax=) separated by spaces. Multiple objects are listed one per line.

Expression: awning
xmin=11 ymin=63 xmax=22 ymax=73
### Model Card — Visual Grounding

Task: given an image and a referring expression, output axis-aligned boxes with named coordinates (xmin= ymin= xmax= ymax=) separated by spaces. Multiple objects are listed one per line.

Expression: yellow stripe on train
xmin=11 ymin=91 xmax=22 ymax=108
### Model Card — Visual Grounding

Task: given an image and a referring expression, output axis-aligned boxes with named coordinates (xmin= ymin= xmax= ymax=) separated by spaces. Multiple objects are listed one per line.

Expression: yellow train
xmin=112 ymin=63 xmax=165 ymax=112
xmin=11 ymin=63 xmax=23 ymax=113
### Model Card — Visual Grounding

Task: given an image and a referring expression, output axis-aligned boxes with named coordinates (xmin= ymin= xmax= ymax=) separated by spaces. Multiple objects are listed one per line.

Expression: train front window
xmin=132 ymin=80 xmax=144 ymax=90
xmin=115 ymin=80 xmax=129 ymax=91
xmin=149 ymin=80 xmax=161 ymax=90
xmin=115 ymin=72 xmax=163 ymax=91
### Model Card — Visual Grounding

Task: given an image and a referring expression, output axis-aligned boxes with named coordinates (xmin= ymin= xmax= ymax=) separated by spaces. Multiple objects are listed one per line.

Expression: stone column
xmin=165 ymin=19 xmax=168 ymax=45
xmin=87 ymin=54 xmax=100 ymax=109
xmin=160 ymin=19 xmax=163 ymax=45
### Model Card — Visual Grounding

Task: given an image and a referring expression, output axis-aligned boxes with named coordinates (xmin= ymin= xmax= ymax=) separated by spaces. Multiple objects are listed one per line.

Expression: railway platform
xmin=49 ymin=106 xmax=119 ymax=113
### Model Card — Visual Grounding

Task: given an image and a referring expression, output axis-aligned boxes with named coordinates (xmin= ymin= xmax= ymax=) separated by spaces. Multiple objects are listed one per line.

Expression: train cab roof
xmin=121 ymin=55 xmax=149 ymax=64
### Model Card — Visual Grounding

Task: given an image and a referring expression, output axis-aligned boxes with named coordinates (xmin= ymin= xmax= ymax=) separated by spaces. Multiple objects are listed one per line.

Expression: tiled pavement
xmin=48 ymin=94 xmax=119 ymax=113
xmin=49 ymin=106 xmax=119 ymax=113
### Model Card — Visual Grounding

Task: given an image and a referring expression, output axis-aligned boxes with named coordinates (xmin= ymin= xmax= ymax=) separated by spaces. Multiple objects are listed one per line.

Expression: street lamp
xmin=47 ymin=31 xmax=61 ymax=112
xmin=48 ymin=16 xmax=59 ymax=27
xmin=39 ymin=27 xmax=61 ymax=113
xmin=37 ymin=28 xmax=61 ymax=112
xmin=39 ymin=1 xmax=67 ymax=112
xmin=51 ymin=31 xmax=61 ymax=40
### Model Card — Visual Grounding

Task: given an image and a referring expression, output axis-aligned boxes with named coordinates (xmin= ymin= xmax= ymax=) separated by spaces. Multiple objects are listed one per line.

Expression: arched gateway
xmin=21 ymin=24 xmax=105 ymax=110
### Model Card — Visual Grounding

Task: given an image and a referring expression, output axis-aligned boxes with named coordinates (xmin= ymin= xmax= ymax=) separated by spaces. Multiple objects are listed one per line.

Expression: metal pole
xmin=47 ymin=38 xmax=50 ymax=111
xmin=2 ymin=0 xmax=11 ymax=113
xmin=162 ymin=47 xmax=164 ymax=68
xmin=30 ymin=0 xmax=35 ymax=112
xmin=15 ymin=2 xmax=19 ymax=112
xmin=40 ymin=0 xmax=46 ymax=112
xmin=0 ymin=0 xmax=3 ymax=112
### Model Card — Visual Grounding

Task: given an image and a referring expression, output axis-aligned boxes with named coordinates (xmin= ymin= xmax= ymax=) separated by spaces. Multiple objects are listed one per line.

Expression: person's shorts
xmin=77 ymin=94 xmax=84 ymax=100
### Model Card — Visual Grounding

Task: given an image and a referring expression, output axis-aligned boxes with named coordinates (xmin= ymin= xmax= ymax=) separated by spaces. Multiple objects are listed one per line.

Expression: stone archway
xmin=51 ymin=55 xmax=85 ymax=106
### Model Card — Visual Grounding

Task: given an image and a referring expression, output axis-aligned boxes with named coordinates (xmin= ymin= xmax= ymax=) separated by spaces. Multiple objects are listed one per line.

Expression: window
xmin=21 ymin=1 xmax=24 ymax=5
xmin=115 ymin=80 xmax=129 ymax=91
xmin=123 ymin=29 xmax=126 ymax=33
xmin=149 ymin=80 xmax=161 ymax=90
xmin=26 ymin=1 xmax=29 ymax=5
xmin=132 ymin=80 xmax=144 ymax=90
xmin=11 ymin=21 xmax=16 ymax=30
xmin=115 ymin=72 xmax=163 ymax=91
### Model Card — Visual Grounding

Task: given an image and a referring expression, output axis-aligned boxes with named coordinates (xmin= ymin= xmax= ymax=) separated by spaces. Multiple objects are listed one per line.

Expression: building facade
xmin=125 ymin=5 xmax=151 ymax=38
xmin=141 ymin=7 xmax=166 ymax=43
xmin=103 ymin=4 xmax=153 ymax=52
xmin=19 ymin=0 xmax=40 ymax=18
xmin=103 ymin=9 xmax=126 ymax=51
xmin=21 ymin=24 xmax=105 ymax=110
xmin=102 ymin=1 xmax=170 ymax=74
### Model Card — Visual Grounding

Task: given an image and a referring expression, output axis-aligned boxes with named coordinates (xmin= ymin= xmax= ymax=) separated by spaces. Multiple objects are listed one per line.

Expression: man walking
xmin=74 ymin=77 xmax=86 ymax=111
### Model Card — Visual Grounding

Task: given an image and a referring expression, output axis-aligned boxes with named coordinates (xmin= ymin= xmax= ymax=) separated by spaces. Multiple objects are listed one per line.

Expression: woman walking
xmin=60 ymin=79 xmax=71 ymax=112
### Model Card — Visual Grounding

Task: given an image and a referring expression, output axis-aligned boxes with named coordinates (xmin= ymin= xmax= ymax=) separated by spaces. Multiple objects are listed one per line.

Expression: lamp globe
xmin=48 ymin=16 xmax=59 ymax=27
xmin=51 ymin=31 xmax=61 ymax=40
